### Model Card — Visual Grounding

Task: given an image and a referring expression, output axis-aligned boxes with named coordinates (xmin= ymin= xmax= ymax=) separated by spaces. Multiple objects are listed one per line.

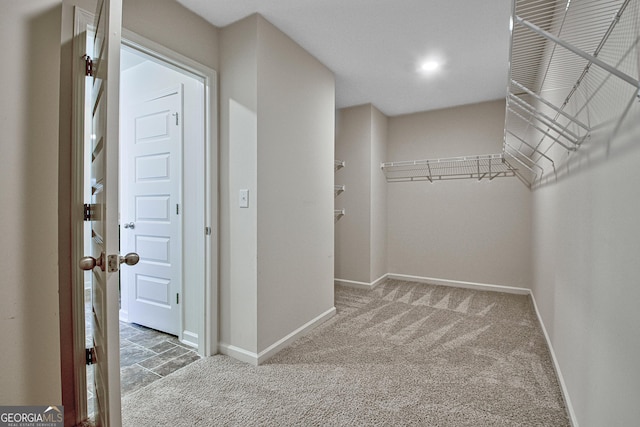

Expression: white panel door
xmin=86 ymin=1 xmax=123 ymax=426
xmin=121 ymin=87 xmax=183 ymax=336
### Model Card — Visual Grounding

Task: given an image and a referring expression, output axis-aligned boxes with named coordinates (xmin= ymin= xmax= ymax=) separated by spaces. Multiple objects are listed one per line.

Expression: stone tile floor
xmin=85 ymin=290 xmax=200 ymax=417
xmin=118 ymin=322 xmax=201 ymax=396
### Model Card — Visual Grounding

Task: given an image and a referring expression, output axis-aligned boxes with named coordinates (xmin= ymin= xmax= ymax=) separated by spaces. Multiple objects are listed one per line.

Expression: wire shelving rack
xmin=380 ymin=0 xmax=639 ymax=188
xmin=503 ymin=0 xmax=640 ymax=188
xmin=381 ymin=154 xmax=516 ymax=182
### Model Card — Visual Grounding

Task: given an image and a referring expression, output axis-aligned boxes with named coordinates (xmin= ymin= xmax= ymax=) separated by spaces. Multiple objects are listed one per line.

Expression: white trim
xmin=219 ymin=307 xmax=337 ymax=366
xmin=370 ymin=274 xmax=388 ymax=288
xmin=334 ymin=278 xmax=373 ymax=289
xmin=204 ymin=53 xmax=219 ymax=360
xmin=218 ymin=343 xmax=259 ymax=366
xmin=257 ymin=307 xmax=336 ymax=364
xmin=334 ymin=273 xmax=388 ymax=290
xmin=121 ymin=29 xmax=212 ymax=82
xmin=387 ymin=273 xmax=530 ymax=295
xmin=181 ymin=330 xmax=199 ymax=349
xmin=528 ymin=292 xmax=578 ymax=427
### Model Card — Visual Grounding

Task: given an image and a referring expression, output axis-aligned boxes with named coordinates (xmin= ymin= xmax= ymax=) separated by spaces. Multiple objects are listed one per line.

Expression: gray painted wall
xmin=255 ymin=16 xmax=335 ymax=352
xmin=526 ymin=4 xmax=640 ymax=421
xmin=334 ymin=104 xmax=388 ymax=284
xmin=529 ymin=71 xmax=640 ymax=427
xmin=0 ymin=0 xmax=63 ymax=406
xmin=386 ymin=100 xmax=532 ymax=288
xmin=123 ymin=0 xmax=220 ymax=71
xmin=335 ymin=105 xmax=373 ymax=283
xmin=220 ymin=15 xmax=335 ymax=356
xmin=532 ymin=119 xmax=640 ymax=425
xmin=219 ymin=15 xmax=259 ymax=353
xmin=370 ymin=107 xmax=388 ymax=282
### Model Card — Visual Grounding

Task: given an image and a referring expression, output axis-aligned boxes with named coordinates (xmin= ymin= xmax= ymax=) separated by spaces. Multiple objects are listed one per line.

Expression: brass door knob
xmin=79 ymin=253 xmax=104 ymax=271
xmin=120 ymin=252 xmax=140 ymax=266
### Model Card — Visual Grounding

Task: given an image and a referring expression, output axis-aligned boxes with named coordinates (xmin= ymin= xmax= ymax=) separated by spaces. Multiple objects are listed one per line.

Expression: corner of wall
xmin=334 ymin=105 xmax=373 ymax=283
xmin=254 ymin=14 xmax=335 ymax=353
xmin=369 ymin=105 xmax=389 ymax=282
xmin=218 ymin=14 xmax=259 ymax=353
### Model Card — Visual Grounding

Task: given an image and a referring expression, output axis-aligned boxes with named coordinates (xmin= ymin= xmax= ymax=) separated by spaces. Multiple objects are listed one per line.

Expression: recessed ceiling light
xmin=419 ymin=60 xmax=440 ymax=73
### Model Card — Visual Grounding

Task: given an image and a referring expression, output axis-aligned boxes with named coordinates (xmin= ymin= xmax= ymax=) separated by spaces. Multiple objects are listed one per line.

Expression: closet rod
xmin=505 ymin=129 xmax=556 ymax=171
xmin=508 ymin=94 xmax=582 ymax=141
xmin=510 ymin=79 xmax=591 ymax=131
xmin=507 ymin=106 xmax=577 ymax=151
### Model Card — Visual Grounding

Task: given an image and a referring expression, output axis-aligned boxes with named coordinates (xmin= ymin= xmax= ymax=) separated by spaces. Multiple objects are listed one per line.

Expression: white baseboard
xmin=256 ymin=307 xmax=336 ymax=364
xmin=528 ymin=292 xmax=578 ymax=427
xmin=335 ymin=273 xmax=388 ymax=290
xmin=387 ymin=273 xmax=530 ymax=295
xmin=181 ymin=330 xmax=199 ymax=349
xmin=219 ymin=306 xmax=337 ymax=366
xmin=218 ymin=343 xmax=258 ymax=365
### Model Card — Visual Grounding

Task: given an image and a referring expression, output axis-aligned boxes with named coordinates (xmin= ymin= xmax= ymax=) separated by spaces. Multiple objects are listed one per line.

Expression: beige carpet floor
xmin=122 ymin=279 xmax=570 ymax=426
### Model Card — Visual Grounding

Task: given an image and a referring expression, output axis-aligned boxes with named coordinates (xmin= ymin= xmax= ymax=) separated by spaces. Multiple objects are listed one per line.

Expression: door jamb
xmin=71 ymin=6 xmax=218 ymax=423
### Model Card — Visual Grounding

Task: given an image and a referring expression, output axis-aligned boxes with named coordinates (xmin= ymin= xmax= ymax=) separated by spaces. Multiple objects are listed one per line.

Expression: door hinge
xmin=86 ymin=347 xmax=96 ymax=365
xmin=205 ymin=226 xmax=212 ymax=236
xmin=83 ymin=203 xmax=94 ymax=221
xmin=176 ymin=293 xmax=180 ymax=304
xmin=82 ymin=54 xmax=94 ymax=77
xmin=172 ymin=112 xmax=179 ymax=126
xmin=176 ymin=204 xmax=180 ymax=215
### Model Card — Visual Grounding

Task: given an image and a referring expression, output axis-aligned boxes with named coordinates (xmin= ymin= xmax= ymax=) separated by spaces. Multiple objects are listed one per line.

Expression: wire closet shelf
xmin=503 ymin=0 xmax=640 ymax=189
xmin=381 ymin=154 xmax=516 ymax=182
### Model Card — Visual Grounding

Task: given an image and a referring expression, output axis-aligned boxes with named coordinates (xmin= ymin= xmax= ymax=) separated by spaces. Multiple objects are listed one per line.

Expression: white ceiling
xmin=176 ymin=0 xmax=513 ymax=117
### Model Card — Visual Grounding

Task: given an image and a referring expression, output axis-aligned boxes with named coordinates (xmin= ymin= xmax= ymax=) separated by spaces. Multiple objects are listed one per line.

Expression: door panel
xmin=135 ymin=275 xmax=172 ymax=307
xmin=135 ymin=195 xmax=171 ymax=221
xmin=89 ymin=1 xmax=122 ymax=426
xmin=135 ymin=235 xmax=171 ymax=263
xmin=121 ymin=88 xmax=183 ymax=336
xmin=135 ymin=154 xmax=171 ymax=181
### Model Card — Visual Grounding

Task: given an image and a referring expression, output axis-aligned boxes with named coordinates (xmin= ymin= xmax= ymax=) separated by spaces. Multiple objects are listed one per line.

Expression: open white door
xmin=121 ymin=87 xmax=183 ymax=336
xmin=80 ymin=1 xmax=124 ymax=426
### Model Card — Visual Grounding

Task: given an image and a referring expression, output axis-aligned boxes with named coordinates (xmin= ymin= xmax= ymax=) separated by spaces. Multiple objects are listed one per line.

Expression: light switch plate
xmin=239 ymin=189 xmax=249 ymax=208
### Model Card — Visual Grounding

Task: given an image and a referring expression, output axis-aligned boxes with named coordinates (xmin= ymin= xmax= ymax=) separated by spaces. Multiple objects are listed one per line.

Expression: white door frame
xmin=119 ymin=29 xmax=218 ymax=356
xmin=71 ymin=6 xmax=218 ymax=423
